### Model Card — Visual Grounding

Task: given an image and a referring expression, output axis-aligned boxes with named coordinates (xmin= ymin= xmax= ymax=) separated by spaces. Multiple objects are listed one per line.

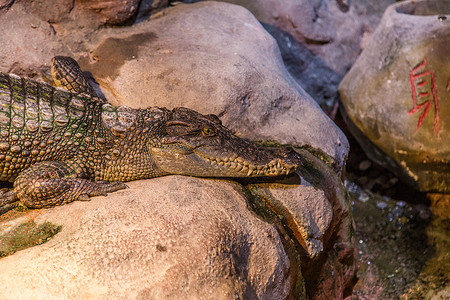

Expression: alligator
xmin=0 ymin=57 xmax=303 ymax=215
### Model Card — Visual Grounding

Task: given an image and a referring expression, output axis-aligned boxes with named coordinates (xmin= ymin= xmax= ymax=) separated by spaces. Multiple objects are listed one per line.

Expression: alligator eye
xmin=203 ymin=127 xmax=216 ymax=136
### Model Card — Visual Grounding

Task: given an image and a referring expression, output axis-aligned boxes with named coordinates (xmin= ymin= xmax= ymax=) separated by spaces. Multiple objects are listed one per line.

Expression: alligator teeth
xmin=235 ymin=164 xmax=243 ymax=172
xmin=277 ymin=161 xmax=281 ymax=169
xmin=225 ymin=162 xmax=230 ymax=167
xmin=230 ymin=162 xmax=237 ymax=169
xmin=218 ymin=161 xmax=224 ymax=166
xmin=241 ymin=165 xmax=248 ymax=174
xmin=247 ymin=165 xmax=255 ymax=176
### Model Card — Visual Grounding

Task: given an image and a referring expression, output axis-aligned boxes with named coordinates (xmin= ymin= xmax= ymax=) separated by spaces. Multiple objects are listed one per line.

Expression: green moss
xmin=241 ymin=184 xmax=279 ymax=223
xmin=0 ymin=221 xmax=62 ymax=258
xmin=241 ymin=184 xmax=306 ymax=299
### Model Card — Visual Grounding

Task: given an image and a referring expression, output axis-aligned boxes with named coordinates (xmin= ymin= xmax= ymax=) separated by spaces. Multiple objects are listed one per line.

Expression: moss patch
xmin=242 ymin=183 xmax=307 ymax=299
xmin=0 ymin=221 xmax=62 ymax=258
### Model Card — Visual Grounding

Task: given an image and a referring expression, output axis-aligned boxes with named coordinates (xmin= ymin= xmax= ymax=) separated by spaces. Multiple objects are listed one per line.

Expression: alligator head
xmin=151 ymin=107 xmax=302 ymax=177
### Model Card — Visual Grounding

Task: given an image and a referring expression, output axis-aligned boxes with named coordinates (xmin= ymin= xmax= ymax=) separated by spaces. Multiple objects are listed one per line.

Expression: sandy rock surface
xmin=0 ymin=176 xmax=293 ymax=299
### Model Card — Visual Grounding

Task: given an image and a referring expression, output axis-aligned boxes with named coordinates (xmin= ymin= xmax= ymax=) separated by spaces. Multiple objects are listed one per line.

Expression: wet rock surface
xmin=339 ymin=0 xmax=450 ymax=193
xmin=348 ymin=182 xmax=450 ymax=299
xmin=338 ymin=108 xmax=450 ymax=299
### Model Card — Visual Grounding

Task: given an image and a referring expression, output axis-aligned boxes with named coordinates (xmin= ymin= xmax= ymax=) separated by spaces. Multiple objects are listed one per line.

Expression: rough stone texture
xmin=213 ymin=0 xmax=396 ymax=76
xmin=0 ymin=177 xmax=293 ymax=299
xmin=250 ymin=180 xmax=333 ymax=259
xmin=339 ymin=0 xmax=450 ymax=193
xmin=244 ymin=148 xmax=357 ymax=299
xmin=262 ymin=23 xmax=342 ymax=108
xmin=76 ymin=0 xmax=141 ymax=25
xmin=0 ymin=4 xmax=69 ymax=76
xmin=202 ymin=0 xmax=396 ymax=107
xmin=293 ymin=150 xmax=357 ymax=300
xmin=79 ymin=2 xmax=348 ymax=173
xmin=0 ymin=0 xmax=167 ymax=76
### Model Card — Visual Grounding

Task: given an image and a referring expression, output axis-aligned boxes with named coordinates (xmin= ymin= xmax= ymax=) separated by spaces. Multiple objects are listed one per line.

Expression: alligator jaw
xmin=194 ymin=151 xmax=298 ymax=177
xmin=151 ymin=145 xmax=301 ymax=178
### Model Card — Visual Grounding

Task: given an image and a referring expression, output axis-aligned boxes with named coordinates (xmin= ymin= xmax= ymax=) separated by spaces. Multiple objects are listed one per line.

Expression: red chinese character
xmin=408 ymin=60 xmax=439 ymax=133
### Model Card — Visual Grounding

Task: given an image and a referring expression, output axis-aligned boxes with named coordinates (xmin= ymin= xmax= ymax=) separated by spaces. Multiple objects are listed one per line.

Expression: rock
xmin=0 ymin=177 xmax=293 ymax=299
xmin=196 ymin=0 xmax=395 ymax=111
xmin=209 ymin=0 xmax=396 ymax=76
xmin=0 ymin=0 xmax=166 ymax=76
xmin=81 ymin=1 xmax=348 ymax=173
xmin=76 ymin=0 xmax=141 ymax=25
xmin=0 ymin=4 xmax=70 ymax=76
xmin=250 ymin=181 xmax=333 ymax=259
xmin=339 ymin=0 xmax=450 ymax=193
xmin=245 ymin=149 xmax=357 ymax=299
xmin=293 ymin=150 xmax=357 ymax=300
xmin=262 ymin=23 xmax=341 ymax=107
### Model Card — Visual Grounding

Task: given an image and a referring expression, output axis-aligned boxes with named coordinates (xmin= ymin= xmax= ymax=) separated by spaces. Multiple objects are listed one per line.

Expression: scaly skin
xmin=51 ymin=56 xmax=100 ymax=98
xmin=0 ymin=67 xmax=303 ymax=215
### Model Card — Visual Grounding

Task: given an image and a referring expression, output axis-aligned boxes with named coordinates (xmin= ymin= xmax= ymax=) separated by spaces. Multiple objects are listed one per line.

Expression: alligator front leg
xmin=0 ymin=161 xmax=126 ymax=215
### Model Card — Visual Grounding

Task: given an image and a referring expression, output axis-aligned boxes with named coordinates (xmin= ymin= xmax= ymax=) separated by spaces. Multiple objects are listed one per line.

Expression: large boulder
xmin=339 ymin=0 xmax=450 ymax=193
xmin=211 ymin=0 xmax=397 ymax=75
xmin=202 ymin=0 xmax=397 ymax=107
xmin=0 ymin=177 xmax=293 ymax=299
xmin=246 ymin=149 xmax=357 ymax=300
xmin=0 ymin=164 xmax=355 ymax=299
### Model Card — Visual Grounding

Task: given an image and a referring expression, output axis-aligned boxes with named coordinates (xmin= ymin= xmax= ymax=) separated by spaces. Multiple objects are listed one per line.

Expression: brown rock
xmin=245 ymin=149 xmax=357 ymax=299
xmin=339 ymin=0 xmax=450 ymax=193
xmin=211 ymin=0 xmax=396 ymax=76
xmin=249 ymin=180 xmax=333 ymax=259
xmin=0 ymin=177 xmax=294 ymax=299
xmin=76 ymin=0 xmax=140 ymax=25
